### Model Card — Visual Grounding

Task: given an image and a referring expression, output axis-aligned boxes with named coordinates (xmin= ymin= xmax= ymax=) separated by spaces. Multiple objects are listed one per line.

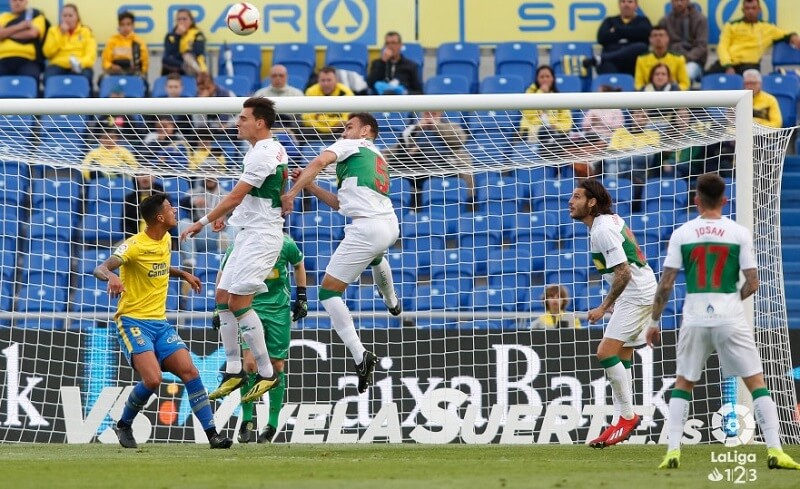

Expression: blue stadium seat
xmin=487 ymin=246 xmax=533 ymax=290
xmin=424 ymin=74 xmax=470 ymax=95
xmin=98 ymin=75 xmax=146 ymax=98
xmin=72 ymin=277 xmax=116 ymax=313
xmin=495 ymin=42 xmax=538 ymax=86
xmin=192 ymin=251 xmax=223 ymax=284
xmin=215 ymin=75 xmax=252 ymax=96
xmin=28 ymin=208 xmax=75 ymax=241
xmin=17 ymin=271 xmax=69 ymax=327
xmin=554 ymin=75 xmax=583 ymax=93
xmin=420 ymin=176 xmax=470 ymax=206
xmin=436 ymin=42 xmax=480 ymax=93
xmin=411 ymin=284 xmax=461 ymax=329
xmin=479 ymin=75 xmax=526 ymax=94
xmin=457 ymin=213 xmax=503 ymax=251
xmin=701 ymin=73 xmax=743 ymax=91
xmin=82 ymin=210 xmax=124 ymax=245
xmin=389 ymin=176 xmax=413 ymax=210
xmin=550 ymin=42 xmax=594 ymax=90
xmin=600 ymin=176 xmax=634 ymax=204
xmin=297 ymin=210 xmax=346 ymax=242
xmin=78 ymin=248 xmax=112 ymax=276
xmin=762 ymin=73 xmax=799 ymax=127
xmin=0 ymin=115 xmax=35 ymax=149
xmin=510 ymin=210 xmax=559 ymax=243
xmin=85 ymin=176 xmax=131 ymax=208
xmin=272 ymin=43 xmax=316 ymax=89
xmin=469 ymin=285 xmax=522 ymax=330
xmin=400 ymin=42 xmax=424 ymax=82
xmin=641 ymin=178 xmax=689 ymax=212
xmin=0 ymin=248 xmax=16 ymax=282
xmin=159 ymin=176 xmax=191 ymax=204
xmin=151 ymin=75 xmax=197 ymax=97
xmin=218 ymin=43 xmax=262 ymax=90
xmin=430 ymin=249 xmax=475 ymax=291
xmin=325 ymin=42 xmax=369 ymax=76
xmin=22 ymin=249 xmax=71 ymax=278
xmin=44 ymin=75 xmax=90 ymax=98
xmin=31 ymin=178 xmax=81 ymax=211
xmin=544 ymin=252 xmax=590 ymax=285
xmin=0 ymin=161 xmax=29 ymax=204
xmin=345 ymin=285 xmax=401 ymax=328
xmin=771 ymin=42 xmax=800 ymax=69
xmin=0 ymin=75 xmax=38 ymax=98
xmin=591 ymin=73 xmax=635 ymax=92
xmin=628 ymin=212 xmax=674 ymax=244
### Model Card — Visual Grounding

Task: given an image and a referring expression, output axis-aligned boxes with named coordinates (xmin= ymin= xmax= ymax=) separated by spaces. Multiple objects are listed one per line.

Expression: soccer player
xmin=180 ymin=97 xmax=287 ymax=403
xmin=221 ymin=234 xmax=308 ymax=444
xmin=280 ymin=112 xmax=401 ymax=393
xmin=93 ymin=192 xmax=232 ymax=449
xmin=646 ymin=173 xmax=800 ymax=470
xmin=568 ymin=178 xmax=656 ymax=448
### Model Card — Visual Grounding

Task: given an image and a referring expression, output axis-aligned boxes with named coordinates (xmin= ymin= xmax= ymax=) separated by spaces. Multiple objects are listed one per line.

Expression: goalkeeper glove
xmin=211 ymin=310 xmax=220 ymax=330
xmin=292 ymin=287 xmax=308 ymax=322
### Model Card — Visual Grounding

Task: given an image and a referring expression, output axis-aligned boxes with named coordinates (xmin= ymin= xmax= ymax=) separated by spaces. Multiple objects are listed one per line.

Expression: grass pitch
xmin=0 ymin=443 xmax=797 ymax=489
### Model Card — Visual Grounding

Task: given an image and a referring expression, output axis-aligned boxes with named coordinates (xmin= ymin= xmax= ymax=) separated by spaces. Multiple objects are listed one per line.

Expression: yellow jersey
xmin=753 ymin=90 xmax=782 ymax=128
xmin=0 ymin=10 xmax=47 ymax=61
xmin=634 ymin=51 xmax=690 ymax=91
xmin=42 ymin=23 xmax=97 ymax=70
xmin=608 ymin=127 xmax=660 ymax=150
xmin=81 ymin=144 xmax=139 ymax=180
xmin=113 ymin=231 xmax=171 ymax=320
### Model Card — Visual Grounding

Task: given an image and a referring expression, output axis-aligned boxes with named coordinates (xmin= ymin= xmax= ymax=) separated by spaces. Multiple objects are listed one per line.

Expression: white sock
xmin=371 ymin=258 xmax=398 ymax=308
xmin=605 ymin=362 xmax=634 ymax=420
xmin=753 ymin=394 xmax=782 ymax=450
xmin=667 ymin=395 xmax=690 ymax=451
xmin=610 ymin=365 xmax=632 ymax=425
xmin=238 ymin=309 xmax=274 ymax=378
xmin=322 ymin=295 xmax=366 ymax=363
xmin=218 ymin=309 xmax=242 ymax=374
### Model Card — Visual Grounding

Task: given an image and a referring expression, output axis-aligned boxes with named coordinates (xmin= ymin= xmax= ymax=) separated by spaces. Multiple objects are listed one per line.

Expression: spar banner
xmin=4 ymin=325 xmax=783 ymax=445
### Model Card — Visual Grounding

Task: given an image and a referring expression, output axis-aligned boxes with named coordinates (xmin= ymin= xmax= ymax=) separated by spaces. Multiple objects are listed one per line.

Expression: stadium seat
xmin=297 ymin=209 xmax=346 ymax=242
xmin=44 ymin=75 xmax=91 ymax=98
xmin=468 ymin=286 xmax=522 ymax=330
xmin=151 ymin=75 xmax=197 ymax=97
xmin=591 ymin=73 xmax=635 ymax=92
xmin=771 ymin=42 xmax=800 ymax=69
xmin=215 ymin=75 xmax=253 ymax=96
xmin=28 ymin=208 xmax=75 ymax=241
xmin=544 ymin=252 xmax=590 ymax=285
xmin=429 ymin=248 xmax=475 ymax=292
xmin=0 ymin=161 xmax=29 ymax=204
xmin=72 ymin=277 xmax=116 ymax=313
xmin=554 ymin=75 xmax=583 ymax=93
xmin=599 ymin=176 xmax=634 ymax=205
xmin=389 ymin=176 xmax=413 ymax=210
xmin=78 ymin=248 xmax=112 ymax=276
xmin=420 ymin=176 xmax=471 ymax=206
xmin=86 ymin=176 xmax=131 ymax=208
xmin=98 ymin=75 xmax=146 ymax=98
xmin=479 ymin=75 xmax=526 ymax=94
xmin=31 ymin=178 xmax=81 ymax=212
xmin=436 ymin=42 xmax=480 ymax=93
xmin=400 ymin=42 xmax=424 ymax=82
xmin=456 ymin=213 xmax=504 ymax=252
xmin=346 ymin=285 xmax=401 ymax=328
xmin=424 ymin=74 xmax=470 ymax=95
xmin=550 ymin=42 xmax=594 ymax=90
xmin=411 ymin=284 xmax=461 ymax=329
xmin=487 ymin=246 xmax=533 ymax=290
xmin=762 ymin=74 xmax=799 ymax=127
xmin=38 ymin=114 xmax=88 ymax=153
xmin=0 ymin=115 xmax=35 ymax=149
xmin=272 ymin=43 xmax=316 ymax=89
xmin=0 ymin=75 xmax=38 ymax=98
xmin=325 ymin=42 xmax=369 ymax=76
xmin=159 ymin=176 xmax=191 ymax=204
xmin=700 ymin=73 xmax=743 ymax=91
xmin=218 ymin=43 xmax=262 ymax=90
xmin=510 ymin=210 xmax=559 ymax=243
xmin=82 ymin=211 xmax=124 ymax=244
xmin=494 ymin=42 xmax=538 ymax=86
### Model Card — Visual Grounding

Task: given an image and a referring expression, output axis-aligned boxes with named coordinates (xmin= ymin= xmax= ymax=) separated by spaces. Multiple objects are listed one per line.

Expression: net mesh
xmin=0 ymin=94 xmax=797 ymax=445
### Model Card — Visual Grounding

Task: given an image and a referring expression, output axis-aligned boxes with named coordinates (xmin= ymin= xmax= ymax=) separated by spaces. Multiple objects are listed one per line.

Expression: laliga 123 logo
xmin=711 ymin=403 xmax=756 ymax=447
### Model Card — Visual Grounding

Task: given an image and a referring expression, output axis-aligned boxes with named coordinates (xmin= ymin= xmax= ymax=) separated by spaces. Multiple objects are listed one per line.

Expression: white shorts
xmin=676 ymin=324 xmax=763 ymax=382
xmin=604 ymin=299 xmax=652 ymax=347
xmin=325 ymin=216 xmax=400 ymax=284
xmin=218 ymin=228 xmax=283 ymax=296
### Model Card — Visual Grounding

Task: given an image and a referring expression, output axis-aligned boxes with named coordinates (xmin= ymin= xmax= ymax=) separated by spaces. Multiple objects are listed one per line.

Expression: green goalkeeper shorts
xmin=239 ymin=307 xmax=291 ymax=359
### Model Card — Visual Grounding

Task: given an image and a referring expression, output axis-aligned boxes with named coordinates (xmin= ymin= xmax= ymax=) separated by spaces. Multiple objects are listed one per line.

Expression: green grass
xmin=0 ymin=444 xmax=797 ymax=488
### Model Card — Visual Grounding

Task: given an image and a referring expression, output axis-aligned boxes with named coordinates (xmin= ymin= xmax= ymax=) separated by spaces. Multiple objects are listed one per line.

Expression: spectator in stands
xmin=193 ymin=71 xmax=236 ymax=133
xmin=143 ymin=115 xmax=189 ymax=152
xmin=162 ymin=73 xmax=192 ymax=134
xmin=641 ymin=63 xmax=680 ymax=92
xmin=177 ymin=177 xmax=230 ymax=266
xmin=743 ymin=69 xmax=782 ymax=128
xmin=42 ymin=4 xmax=96 ymax=86
xmin=255 ymin=64 xmax=304 ymax=97
xmin=0 ymin=0 xmax=49 ymax=78
xmin=657 ymin=0 xmax=708 ymax=82
xmin=584 ymin=0 xmax=651 ymax=76
xmin=599 ymin=109 xmax=660 ymax=183
xmin=581 ymin=85 xmax=625 ymax=143
xmin=301 ymin=66 xmax=354 ymax=138
xmin=188 ymin=128 xmax=227 ymax=172
xmin=101 ymin=11 xmax=148 ymax=79
xmin=81 ymin=121 xmax=139 ymax=181
xmin=634 ymin=26 xmax=689 ymax=91
xmin=383 ymin=110 xmax=474 ymax=203
xmin=662 ymin=108 xmax=709 ymax=178
xmin=520 ymin=65 xmax=573 ymax=149
xmin=367 ymin=31 xmax=422 ymax=95
xmin=123 ymin=174 xmax=164 ymax=238
xmin=529 ymin=285 xmax=582 ymax=329
xmin=161 ymin=9 xmax=206 ymax=76
xmin=92 ymin=87 xmax=145 ymax=145
xmin=708 ymin=0 xmax=800 ymax=75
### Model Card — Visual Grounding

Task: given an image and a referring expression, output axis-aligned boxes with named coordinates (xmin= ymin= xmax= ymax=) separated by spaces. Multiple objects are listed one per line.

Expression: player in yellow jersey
xmin=93 ymin=192 xmax=232 ymax=449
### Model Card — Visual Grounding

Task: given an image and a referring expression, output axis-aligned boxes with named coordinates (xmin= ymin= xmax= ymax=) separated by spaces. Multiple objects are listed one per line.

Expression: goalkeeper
xmin=212 ymin=233 xmax=308 ymax=443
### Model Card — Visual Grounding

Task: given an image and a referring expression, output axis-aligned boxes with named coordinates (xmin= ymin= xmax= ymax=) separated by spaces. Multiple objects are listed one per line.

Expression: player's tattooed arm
xmin=602 ymin=261 xmax=632 ymax=309
xmin=652 ymin=267 xmax=678 ymax=321
xmin=740 ymin=268 xmax=759 ymax=300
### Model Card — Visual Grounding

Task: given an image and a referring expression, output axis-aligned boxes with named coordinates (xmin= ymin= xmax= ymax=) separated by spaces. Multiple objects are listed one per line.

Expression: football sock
xmin=237 ymin=308 xmax=274 ymax=378
xmin=601 ymin=356 xmax=634 ymax=420
xmin=371 ymin=257 xmax=398 ymax=308
xmin=268 ymin=371 xmax=286 ymax=428
xmin=185 ymin=376 xmax=215 ymax=431
xmin=321 ymin=292 xmax=366 ymax=363
xmin=120 ymin=382 xmax=154 ymax=426
xmin=239 ymin=373 xmax=257 ymax=422
xmin=752 ymin=388 xmax=781 ymax=449
xmin=217 ymin=307 xmax=241 ymax=374
xmin=667 ymin=389 xmax=691 ymax=451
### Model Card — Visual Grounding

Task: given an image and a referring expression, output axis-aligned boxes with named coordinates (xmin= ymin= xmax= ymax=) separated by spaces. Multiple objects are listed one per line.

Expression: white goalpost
xmin=0 ymin=91 xmax=797 ymax=446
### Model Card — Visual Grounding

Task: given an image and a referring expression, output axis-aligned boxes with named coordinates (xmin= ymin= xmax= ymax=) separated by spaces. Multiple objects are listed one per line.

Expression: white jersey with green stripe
xmin=324 ymin=138 xmax=394 ymax=218
xmin=590 ymin=214 xmax=657 ymax=305
xmin=228 ymin=137 xmax=288 ymax=229
xmin=663 ymin=216 xmax=757 ymax=327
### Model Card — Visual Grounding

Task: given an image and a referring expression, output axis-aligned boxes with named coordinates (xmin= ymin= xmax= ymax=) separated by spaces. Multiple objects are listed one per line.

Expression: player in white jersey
xmin=646 ymin=173 xmax=800 ymax=470
xmin=281 ymin=113 xmax=400 ymax=393
xmin=569 ymin=178 xmax=657 ymax=448
xmin=180 ymin=97 xmax=288 ymax=402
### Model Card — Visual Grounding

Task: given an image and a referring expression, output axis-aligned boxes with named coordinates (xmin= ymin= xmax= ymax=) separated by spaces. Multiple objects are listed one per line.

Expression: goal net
xmin=0 ymin=92 xmax=797 ymax=446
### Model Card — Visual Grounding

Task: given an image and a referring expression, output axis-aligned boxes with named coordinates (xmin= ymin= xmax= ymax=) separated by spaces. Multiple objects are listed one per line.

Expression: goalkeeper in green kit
xmin=213 ymin=233 xmax=308 ymax=443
